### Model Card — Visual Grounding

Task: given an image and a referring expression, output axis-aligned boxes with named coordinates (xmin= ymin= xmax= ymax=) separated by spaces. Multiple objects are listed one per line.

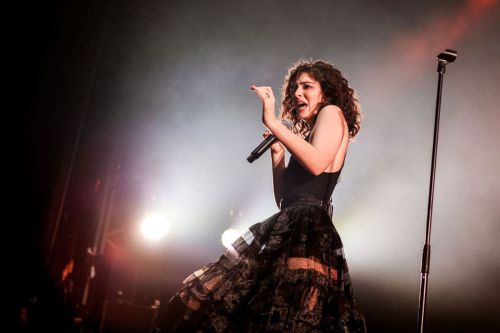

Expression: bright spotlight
xmin=221 ymin=228 xmax=241 ymax=249
xmin=140 ymin=213 xmax=169 ymax=241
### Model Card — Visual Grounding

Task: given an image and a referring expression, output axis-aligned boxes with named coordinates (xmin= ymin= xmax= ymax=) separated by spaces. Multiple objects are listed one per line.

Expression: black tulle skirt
xmin=155 ymin=195 xmax=366 ymax=332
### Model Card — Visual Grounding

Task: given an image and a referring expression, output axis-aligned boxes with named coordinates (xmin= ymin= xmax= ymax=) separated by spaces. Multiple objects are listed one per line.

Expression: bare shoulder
xmin=316 ymin=105 xmax=345 ymax=125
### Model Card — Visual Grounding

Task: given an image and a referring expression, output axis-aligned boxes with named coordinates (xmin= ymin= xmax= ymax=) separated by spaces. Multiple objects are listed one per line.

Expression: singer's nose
xmin=295 ymin=86 xmax=303 ymax=98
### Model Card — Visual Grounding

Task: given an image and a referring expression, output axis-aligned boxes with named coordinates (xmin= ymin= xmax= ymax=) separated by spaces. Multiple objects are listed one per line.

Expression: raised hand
xmin=250 ymin=85 xmax=278 ymax=127
xmin=250 ymin=85 xmax=275 ymax=105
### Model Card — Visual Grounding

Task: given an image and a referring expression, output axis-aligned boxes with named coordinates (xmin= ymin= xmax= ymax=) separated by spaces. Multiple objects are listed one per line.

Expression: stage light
xmin=221 ymin=228 xmax=241 ymax=249
xmin=140 ymin=213 xmax=169 ymax=241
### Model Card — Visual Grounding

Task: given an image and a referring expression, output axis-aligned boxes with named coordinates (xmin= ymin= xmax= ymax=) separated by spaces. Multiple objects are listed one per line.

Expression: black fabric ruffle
xmin=155 ymin=197 xmax=366 ymax=332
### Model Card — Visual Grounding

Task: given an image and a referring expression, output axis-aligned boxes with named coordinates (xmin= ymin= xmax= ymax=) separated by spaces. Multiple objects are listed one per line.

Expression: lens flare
xmin=140 ymin=213 xmax=169 ymax=241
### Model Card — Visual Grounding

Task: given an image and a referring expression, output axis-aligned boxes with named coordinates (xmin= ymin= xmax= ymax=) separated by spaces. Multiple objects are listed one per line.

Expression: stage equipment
xmin=417 ymin=49 xmax=457 ymax=333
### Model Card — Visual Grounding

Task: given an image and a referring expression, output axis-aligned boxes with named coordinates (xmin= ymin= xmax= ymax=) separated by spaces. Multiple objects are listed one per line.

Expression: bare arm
xmin=251 ymin=84 xmax=345 ymax=185
xmin=271 ymin=148 xmax=286 ymax=207
xmin=266 ymin=105 xmax=346 ymax=175
xmin=262 ymin=129 xmax=286 ymax=207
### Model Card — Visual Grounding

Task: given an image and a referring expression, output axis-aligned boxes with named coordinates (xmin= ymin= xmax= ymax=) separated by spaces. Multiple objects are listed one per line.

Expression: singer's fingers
xmin=250 ymin=85 xmax=272 ymax=93
xmin=250 ymin=85 xmax=266 ymax=92
xmin=251 ymin=86 xmax=275 ymax=104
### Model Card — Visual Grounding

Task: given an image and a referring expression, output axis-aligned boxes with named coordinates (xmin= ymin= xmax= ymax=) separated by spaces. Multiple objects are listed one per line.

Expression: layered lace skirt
xmin=155 ymin=196 xmax=366 ymax=332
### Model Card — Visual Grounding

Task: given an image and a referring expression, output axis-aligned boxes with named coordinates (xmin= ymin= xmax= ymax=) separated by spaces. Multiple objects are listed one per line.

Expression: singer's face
xmin=294 ymin=72 xmax=323 ymax=124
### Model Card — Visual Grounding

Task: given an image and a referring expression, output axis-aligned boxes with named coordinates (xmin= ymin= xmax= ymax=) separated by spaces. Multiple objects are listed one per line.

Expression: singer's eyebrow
xmin=297 ymin=80 xmax=316 ymax=85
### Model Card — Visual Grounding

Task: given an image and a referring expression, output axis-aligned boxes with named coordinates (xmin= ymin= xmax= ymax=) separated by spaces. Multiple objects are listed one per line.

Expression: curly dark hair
xmin=281 ymin=59 xmax=361 ymax=139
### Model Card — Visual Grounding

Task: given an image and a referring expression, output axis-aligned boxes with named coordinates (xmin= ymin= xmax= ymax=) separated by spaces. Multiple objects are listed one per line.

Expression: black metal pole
xmin=417 ymin=49 xmax=457 ymax=333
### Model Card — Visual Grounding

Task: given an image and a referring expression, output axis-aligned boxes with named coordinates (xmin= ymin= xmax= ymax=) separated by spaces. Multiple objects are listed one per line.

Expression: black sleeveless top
xmin=281 ymin=154 xmax=342 ymax=204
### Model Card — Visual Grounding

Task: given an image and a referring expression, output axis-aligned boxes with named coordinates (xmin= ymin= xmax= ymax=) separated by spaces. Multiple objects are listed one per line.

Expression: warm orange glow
xmin=392 ymin=0 xmax=497 ymax=78
xmin=287 ymin=257 xmax=338 ymax=280
xmin=61 ymin=259 xmax=74 ymax=281
xmin=363 ymin=0 xmax=498 ymax=96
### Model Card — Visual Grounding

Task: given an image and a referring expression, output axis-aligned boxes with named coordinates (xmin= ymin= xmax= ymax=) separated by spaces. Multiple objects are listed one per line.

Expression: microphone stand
xmin=417 ymin=49 xmax=457 ymax=333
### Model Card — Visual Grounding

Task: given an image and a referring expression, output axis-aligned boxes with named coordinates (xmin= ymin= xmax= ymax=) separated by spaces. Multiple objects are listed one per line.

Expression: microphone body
xmin=247 ymin=119 xmax=293 ymax=163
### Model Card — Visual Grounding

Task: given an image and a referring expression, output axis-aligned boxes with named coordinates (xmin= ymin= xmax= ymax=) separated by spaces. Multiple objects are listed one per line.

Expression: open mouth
xmin=297 ymin=102 xmax=307 ymax=110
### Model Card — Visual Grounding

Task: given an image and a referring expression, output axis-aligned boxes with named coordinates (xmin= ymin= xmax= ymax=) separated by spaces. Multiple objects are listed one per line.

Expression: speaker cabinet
xmin=100 ymin=301 xmax=157 ymax=333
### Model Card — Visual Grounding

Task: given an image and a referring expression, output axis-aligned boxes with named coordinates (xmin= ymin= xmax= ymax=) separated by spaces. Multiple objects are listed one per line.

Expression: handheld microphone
xmin=247 ymin=119 xmax=293 ymax=163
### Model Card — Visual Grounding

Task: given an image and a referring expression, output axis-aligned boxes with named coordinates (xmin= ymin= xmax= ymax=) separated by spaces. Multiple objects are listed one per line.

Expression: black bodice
xmin=281 ymin=154 xmax=342 ymax=204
